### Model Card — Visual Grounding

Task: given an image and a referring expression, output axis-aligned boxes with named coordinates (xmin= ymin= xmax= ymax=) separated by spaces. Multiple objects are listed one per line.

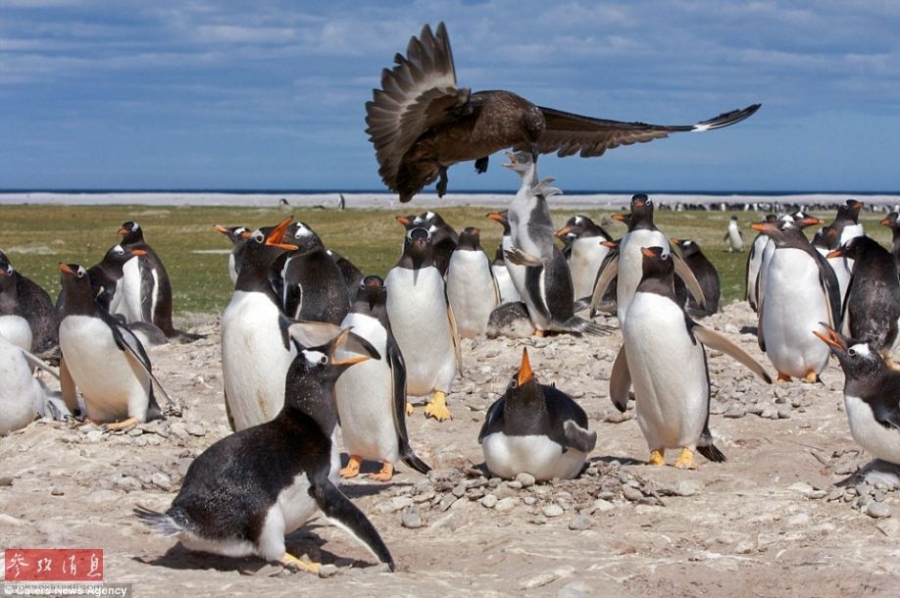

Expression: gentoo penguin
xmin=135 ymin=325 xmax=395 ymax=574
xmin=503 ymin=151 xmax=609 ymax=336
xmin=752 ymin=220 xmax=841 ymax=382
xmin=589 ymin=194 xmax=704 ymax=327
xmin=397 ymin=212 xmax=458 ymax=276
xmin=385 ymin=227 xmax=460 ymax=421
xmin=57 ymin=263 xmax=165 ymax=429
xmin=365 ymin=22 xmax=760 ymax=202
xmin=812 ymin=225 xmax=853 ymax=316
xmin=880 ymin=212 xmax=900 ymax=278
xmin=0 ymin=332 xmax=60 ymax=435
xmin=118 ymin=221 xmax=176 ymax=337
xmin=280 ymin=221 xmax=349 ymax=325
xmin=612 ymin=246 xmax=771 ymax=468
xmin=672 ymin=238 xmax=720 ymax=318
xmin=724 ymin=216 xmax=744 ymax=252
xmin=479 ymin=347 xmax=596 ymax=480
xmin=815 ymin=325 xmax=900 ymax=465
xmin=745 ymin=214 xmax=777 ymax=312
xmin=754 ymin=210 xmax=823 ymax=314
xmin=827 ymin=236 xmax=900 ymax=359
xmin=554 ymin=215 xmax=613 ymax=301
xmin=830 ymin=199 xmax=866 ymax=247
xmin=0 ymin=262 xmax=34 ymax=352
xmin=213 ymin=224 xmax=250 ymax=286
xmin=0 ymin=251 xmax=59 ymax=355
xmin=335 ymin=276 xmax=431 ymax=481
xmin=486 ymin=302 xmax=533 ymax=339
xmin=221 ymin=218 xmax=300 ymax=431
xmin=446 ymin=227 xmax=499 ymax=338
xmin=485 ymin=210 xmax=523 ymax=303
xmin=326 ymin=249 xmax=364 ymax=300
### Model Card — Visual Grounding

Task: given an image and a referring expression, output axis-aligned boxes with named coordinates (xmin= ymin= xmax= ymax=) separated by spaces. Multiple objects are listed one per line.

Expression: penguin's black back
xmin=844 ymin=237 xmax=900 ymax=351
xmin=480 ymin=382 xmax=589 ymax=448
xmin=282 ymin=250 xmax=350 ymax=324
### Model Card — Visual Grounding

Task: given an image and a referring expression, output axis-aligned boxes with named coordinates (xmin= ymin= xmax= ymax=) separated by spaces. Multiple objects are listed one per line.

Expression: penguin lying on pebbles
xmin=612 ymin=246 xmax=771 ymax=469
xmin=335 ymin=275 xmax=431 ymax=481
xmin=136 ymin=326 xmax=394 ymax=575
xmin=815 ymin=325 xmax=900 ymax=467
xmin=58 ymin=263 xmax=168 ymax=429
xmin=479 ymin=347 xmax=596 ymax=480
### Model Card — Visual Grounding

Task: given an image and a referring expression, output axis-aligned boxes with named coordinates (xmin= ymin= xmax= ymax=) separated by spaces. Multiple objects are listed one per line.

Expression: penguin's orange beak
xmin=800 ymin=216 xmax=824 ymax=227
xmin=517 ymin=348 xmax=533 ymax=386
xmin=640 ymin=247 xmax=656 ymax=258
xmin=58 ymin=263 xmax=75 ymax=275
xmin=330 ymin=328 xmax=371 ymax=366
xmin=600 ymin=240 xmax=617 ymax=249
xmin=213 ymin=224 xmax=230 ymax=234
xmin=264 ymin=217 xmax=297 ymax=250
xmin=751 ymin=223 xmax=774 ymax=233
xmin=670 ymin=238 xmax=681 ymax=245
xmin=850 ymin=200 xmax=864 ymax=209
xmin=880 ymin=217 xmax=893 ymax=227
xmin=486 ymin=212 xmax=504 ymax=223
xmin=117 ymin=227 xmax=128 ymax=236
xmin=555 ymin=225 xmax=574 ymax=239
xmin=812 ymin=325 xmax=845 ymax=351
xmin=826 ymin=247 xmax=844 ymax=259
xmin=612 ymin=213 xmax=628 ymax=222
xmin=396 ymin=215 xmax=412 ymax=226
xmin=130 ymin=249 xmax=148 ymax=257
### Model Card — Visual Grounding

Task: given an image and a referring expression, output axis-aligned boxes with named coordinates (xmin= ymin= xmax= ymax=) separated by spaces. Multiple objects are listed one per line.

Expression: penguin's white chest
xmin=115 ymin=257 xmax=144 ymax=323
xmin=0 ymin=314 xmax=33 ymax=352
xmin=0 ymin=335 xmax=42 ymax=435
xmin=59 ymin=315 xmax=151 ymax=422
xmin=221 ymin=291 xmax=296 ymax=430
xmin=623 ymin=292 xmax=708 ymax=450
xmin=618 ymin=231 xmax=669 ymax=325
xmin=761 ymin=248 xmax=831 ymax=378
xmin=844 ymin=395 xmax=900 ymax=465
xmin=481 ymin=433 xmax=585 ymax=481
xmin=446 ymin=251 xmax=497 ymax=338
xmin=569 ymin=238 xmax=609 ymax=300
xmin=385 ymin=266 xmax=456 ymax=396
xmin=334 ymin=313 xmax=399 ymax=462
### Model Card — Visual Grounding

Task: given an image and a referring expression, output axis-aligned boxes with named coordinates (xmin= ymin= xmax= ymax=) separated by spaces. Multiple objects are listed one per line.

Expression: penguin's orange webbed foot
xmin=340 ymin=455 xmax=362 ymax=479
xmin=647 ymin=449 xmax=665 ymax=466
xmin=775 ymin=373 xmax=792 ymax=384
xmin=279 ymin=552 xmax=321 ymax=575
xmin=406 ymin=402 xmax=415 ymax=416
xmin=424 ymin=391 xmax=452 ymax=421
xmin=102 ymin=417 xmax=138 ymax=432
xmin=368 ymin=461 xmax=394 ymax=482
xmin=674 ymin=447 xmax=698 ymax=470
xmin=802 ymin=371 xmax=818 ymax=384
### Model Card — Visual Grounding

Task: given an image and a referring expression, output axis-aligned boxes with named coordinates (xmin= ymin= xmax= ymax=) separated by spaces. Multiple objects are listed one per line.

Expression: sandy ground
xmin=3 ymin=301 xmax=900 ymax=597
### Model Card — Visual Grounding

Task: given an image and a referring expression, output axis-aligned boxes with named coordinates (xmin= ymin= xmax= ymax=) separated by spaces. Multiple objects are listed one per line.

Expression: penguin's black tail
xmin=400 ymin=442 xmax=432 ymax=476
xmin=698 ymin=444 xmax=727 ymax=463
xmin=553 ymin=316 xmax=615 ymax=336
xmin=133 ymin=504 xmax=184 ymax=536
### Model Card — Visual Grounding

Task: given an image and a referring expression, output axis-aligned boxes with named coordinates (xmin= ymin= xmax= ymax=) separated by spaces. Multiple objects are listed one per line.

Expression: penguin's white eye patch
xmin=112 ymin=245 xmax=125 ymax=255
xmin=303 ymin=350 xmax=327 ymax=365
xmin=294 ymin=225 xmax=313 ymax=238
xmin=848 ymin=343 xmax=870 ymax=357
xmin=77 ymin=266 xmax=87 ymax=278
xmin=252 ymin=231 xmax=265 ymax=243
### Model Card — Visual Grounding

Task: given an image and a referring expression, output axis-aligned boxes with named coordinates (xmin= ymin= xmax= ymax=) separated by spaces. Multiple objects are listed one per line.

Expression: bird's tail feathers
xmin=133 ymin=504 xmax=184 ymax=536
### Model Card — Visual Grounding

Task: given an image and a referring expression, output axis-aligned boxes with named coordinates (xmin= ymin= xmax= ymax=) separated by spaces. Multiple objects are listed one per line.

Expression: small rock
xmin=523 ymin=497 xmax=537 ymax=506
xmin=317 ymin=564 xmax=340 ymax=578
xmin=568 ymin=514 xmax=592 ymax=530
xmin=530 ymin=515 xmax=548 ymax=525
xmin=876 ymin=518 xmax=900 ymax=537
xmin=516 ymin=472 xmax=536 ymax=488
xmin=593 ymin=499 xmax=615 ymax=512
xmin=542 ymin=504 xmax=564 ymax=518
xmin=825 ymin=488 xmax=844 ymax=502
xmin=866 ymin=502 xmax=892 ymax=519
xmin=674 ymin=479 xmax=704 ymax=497
xmin=376 ymin=496 xmax=414 ymax=514
xmin=151 ymin=472 xmax=172 ymax=491
xmin=401 ymin=507 xmax=424 ymax=529
xmin=495 ymin=497 xmax=519 ymax=512
xmin=788 ymin=482 xmax=814 ymax=496
xmin=50 ymin=488 xmax=64 ymax=496
xmin=622 ymin=486 xmax=643 ymax=502
xmin=479 ymin=494 xmax=498 ymax=509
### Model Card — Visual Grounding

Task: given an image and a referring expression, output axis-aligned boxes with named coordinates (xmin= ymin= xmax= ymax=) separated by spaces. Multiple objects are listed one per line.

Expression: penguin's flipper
xmin=756 ymin=296 xmax=767 ymax=353
xmin=310 ymin=475 xmax=395 ymax=571
xmin=609 ymin=344 xmax=631 ymax=412
xmin=562 ymin=419 xmax=597 ymax=454
xmin=504 ymin=247 xmax=543 ymax=267
xmin=590 ymin=254 xmax=618 ymax=311
xmin=814 ymin=250 xmax=843 ymax=330
xmin=20 ymin=348 xmax=60 ymax=379
xmin=692 ymin=325 xmax=772 ymax=384
xmin=105 ymin=314 xmax=175 ymax=406
xmin=872 ymin=401 xmax=900 ymax=431
xmin=388 ymin=339 xmax=431 ymax=475
xmin=478 ymin=398 xmax=504 ymax=444
xmin=673 ymin=255 xmax=707 ymax=309
xmin=287 ymin=321 xmax=380 ymax=360
xmin=59 ymin=355 xmax=80 ymax=415
xmin=446 ymin=301 xmax=463 ymax=375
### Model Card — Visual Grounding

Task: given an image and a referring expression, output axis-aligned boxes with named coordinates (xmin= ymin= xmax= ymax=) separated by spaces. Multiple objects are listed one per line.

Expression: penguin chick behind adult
xmin=335 ymin=276 xmax=431 ymax=481
xmin=135 ymin=325 xmax=395 ymax=574
xmin=479 ymin=347 xmax=596 ymax=481
xmin=672 ymin=238 xmax=720 ymax=318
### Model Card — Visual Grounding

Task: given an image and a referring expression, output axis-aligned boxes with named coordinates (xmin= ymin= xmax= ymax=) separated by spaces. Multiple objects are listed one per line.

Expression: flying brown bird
xmin=365 ymin=22 xmax=760 ymax=203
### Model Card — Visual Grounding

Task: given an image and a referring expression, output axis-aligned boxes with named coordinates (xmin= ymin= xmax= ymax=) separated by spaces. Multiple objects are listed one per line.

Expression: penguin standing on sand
xmin=611 ymin=246 xmax=771 ymax=468
xmin=827 ymin=236 xmax=900 ymax=359
xmin=879 ymin=212 xmax=900 ymax=278
xmin=135 ymin=326 xmax=395 ymax=575
xmin=446 ymin=227 xmax=499 ymax=338
xmin=503 ymin=151 xmax=609 ymax=336
xmin=58 ymin=263 xmax=166 ymax=429
xmin=335 ymin=276 xmax=431 ymax=481
xmin=754 ymin=211 xmax=823 ymax=315
xmin=672 ymin=238 xmax=720 ymax=318
xmin=479 ymin=347 xmax=596 ymax=480
xmin=554 ymin=215 xmax=613 ymax=301
xmin=118 ymin=221 xmax=176 ymax=337
xmin=280 ymin=221 xmax=350 ymax=325
xmin=485 ymin=210 xmax=523 ymax=303
xmin=221 ymin=218 xmax=300 ymax=431
xmin=0 ymin=251 xmax=59 ymax=355
xmin=213 ymin=224 xmax=250 ymax=286
xmin=745 ymin=214 xmax=776 ymax=312
xmin=815 ymin=325 xmax=900 ymax=466
xmin=385 ymin=227 xmax=459 ymax=421
xmin=753 ymin=219 xmax=841 ymax=383
xmin=724 ymin=216 xmax=744 ymax=252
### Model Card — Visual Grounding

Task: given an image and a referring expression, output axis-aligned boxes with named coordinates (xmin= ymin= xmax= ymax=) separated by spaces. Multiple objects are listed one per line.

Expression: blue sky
xmin=1 ymin=1 xmax=898 ymax=192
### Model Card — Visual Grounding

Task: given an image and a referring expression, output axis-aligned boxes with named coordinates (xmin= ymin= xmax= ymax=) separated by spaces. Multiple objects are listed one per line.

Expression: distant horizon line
xmin=2 ymin=189 xmax=898 ymax=196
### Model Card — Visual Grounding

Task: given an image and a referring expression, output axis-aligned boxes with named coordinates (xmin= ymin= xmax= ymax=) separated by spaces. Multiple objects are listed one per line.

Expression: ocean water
xmin=1 ymin=190 xmax=899 ymax=211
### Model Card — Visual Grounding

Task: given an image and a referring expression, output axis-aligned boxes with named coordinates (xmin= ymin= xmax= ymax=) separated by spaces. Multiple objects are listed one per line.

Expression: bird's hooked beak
xmin=265 ymin=217 xmax=298 ymax=250
xmin=502 ymin=152 xmax=518 ymax=169
xmin=517 ymin=348 xmax=533 ymax=386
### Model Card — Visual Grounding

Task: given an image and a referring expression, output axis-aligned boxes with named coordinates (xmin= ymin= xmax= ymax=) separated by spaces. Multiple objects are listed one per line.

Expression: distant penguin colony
xmin=22 ymin=19 xmax=900 ymax=585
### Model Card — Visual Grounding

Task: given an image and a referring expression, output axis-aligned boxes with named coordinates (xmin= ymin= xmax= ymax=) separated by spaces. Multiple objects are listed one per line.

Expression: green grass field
xmin=1 ymin=203 xmax=893 ymax=317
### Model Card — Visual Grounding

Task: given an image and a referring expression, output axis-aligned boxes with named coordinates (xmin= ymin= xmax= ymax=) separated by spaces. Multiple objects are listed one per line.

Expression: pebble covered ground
xmin=2 ymin=302 xmax=900 ymax=596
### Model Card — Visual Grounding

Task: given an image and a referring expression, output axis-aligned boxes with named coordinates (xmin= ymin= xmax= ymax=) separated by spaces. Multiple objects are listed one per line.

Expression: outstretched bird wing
xmin=365 ymin=22 xmax=464 ymax=193
xmin=533 ymin=104 xmax=761 ymax=158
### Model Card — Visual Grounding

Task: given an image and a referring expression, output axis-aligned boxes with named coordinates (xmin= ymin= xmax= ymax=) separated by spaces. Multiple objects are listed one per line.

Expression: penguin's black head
xmin=396 ymin=214 xmax=417 ymax=230
xmin=505 ymin=348 xmax=542 ymax=401
xmin=0 ymin=260 xmax=16 ymax=295
xmin=880 ymin=212 xmax=900 ymax=230
xmin=837 ymin=199 xmax=864 ymax=223
xmin=291 ymin=326 xmax=376 ymax=387
xmin=827 ymin=235 xmax=881 ymax=262
xmin=671 ymin=238 xmax=700 ymax=259
xmin=118 ymin=221 xmax=143 ymax=244
xmin=213 ymin=224 xmax=250 ymax=245
xmin=639 ymin=246 xmax=673 ymax=279
xmin=814 ymin=324 xmax=885 ymax=379
xmin=354 ymin=275 xmax=386 ymax=311
xmin=58 ymin=263 xmax=91 ymax=291
xmin=248 ymin=217 xmax=298 ymax=251
xmin=103 ymin=244 xmax=146 ymax=267
xmin=417 ymin=211 xmax=457 ymax=244
xmin=405 ymin=227 xmax=433 ymax=256
xmin=283 ymin=221 xmax=324 ymax=253
xmin=457 ymin=227 xmax=482 ymax=251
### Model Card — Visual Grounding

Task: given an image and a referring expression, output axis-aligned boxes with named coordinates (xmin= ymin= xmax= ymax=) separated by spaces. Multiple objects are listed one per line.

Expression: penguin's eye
xmin=77 ymin=267 xmax=87 ymax=278
xmin=252 ymin=231 xmax=265 ymax=243
xmin=848 ymin=348 xmax=857 ymax=357
xmin=319 ymin=355 xmax=328 ymax=365
xmin=509 ymin=378 xmax=518 ymax=389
